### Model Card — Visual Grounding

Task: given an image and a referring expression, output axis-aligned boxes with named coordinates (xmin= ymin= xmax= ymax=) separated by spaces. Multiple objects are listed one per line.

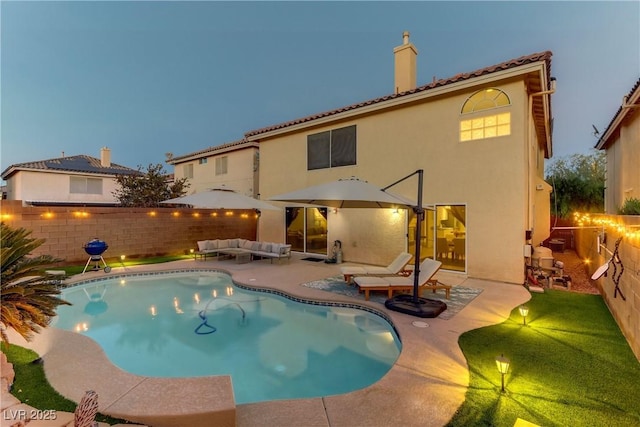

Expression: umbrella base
xmin=384 ymin=294 xmax=447 ymax=318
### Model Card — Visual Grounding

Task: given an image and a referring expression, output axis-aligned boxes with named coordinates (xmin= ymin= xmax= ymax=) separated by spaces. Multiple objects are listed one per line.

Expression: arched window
xmin=461 ymin=88 xmax=510 ymax=113
xmin=460 ymin=88 xmax=511 ymax=142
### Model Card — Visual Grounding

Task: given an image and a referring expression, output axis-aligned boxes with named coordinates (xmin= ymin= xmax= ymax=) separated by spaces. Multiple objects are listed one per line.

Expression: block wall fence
xmin=0 ymin=200 xmax=258 ymax=264
xmin=574 ymin=214 xmax=640 ymax=361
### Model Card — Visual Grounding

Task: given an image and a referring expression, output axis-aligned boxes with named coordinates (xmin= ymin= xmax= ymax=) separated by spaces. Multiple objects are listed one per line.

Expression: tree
xmin=1 ymin=223 xmax=70 ymax=343
xmin=545 ymin=151 xmax=605 ymax=218
xmin=112 ymin=163 xmax=190 ymax=207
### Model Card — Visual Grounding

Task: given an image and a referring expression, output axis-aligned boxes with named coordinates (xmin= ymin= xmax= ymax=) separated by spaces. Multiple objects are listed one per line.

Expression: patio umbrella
xmin=268 ymin=176 xmax=417 ymax=208
xmin=161 ymin=187 xmax=280 ymax=211
xmin=270 ymin=171 xmax=446 ymax=318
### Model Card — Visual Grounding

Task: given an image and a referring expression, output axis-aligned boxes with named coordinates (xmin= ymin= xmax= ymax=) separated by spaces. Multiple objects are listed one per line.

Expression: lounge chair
xmin=340 ymin=252 xmax=413 ymax=283
xmin=353 ymin=258 xmax=451 ymax=301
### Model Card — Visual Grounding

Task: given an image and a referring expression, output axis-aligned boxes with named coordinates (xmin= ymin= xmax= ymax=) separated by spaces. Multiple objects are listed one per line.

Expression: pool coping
xmin=9 ymin=256 xmax=531 ymax=427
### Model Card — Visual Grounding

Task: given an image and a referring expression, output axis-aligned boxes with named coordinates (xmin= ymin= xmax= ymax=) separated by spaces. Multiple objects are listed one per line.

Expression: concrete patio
xmin=4 ymin=254 xmax=530 ymax=427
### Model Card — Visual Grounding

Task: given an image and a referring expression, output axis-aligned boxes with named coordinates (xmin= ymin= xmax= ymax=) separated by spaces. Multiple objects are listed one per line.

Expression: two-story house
xmin=245 ymin=33 xmax=554 ymax=284
xmin=167 ymin=139 xmax=259 ymax=197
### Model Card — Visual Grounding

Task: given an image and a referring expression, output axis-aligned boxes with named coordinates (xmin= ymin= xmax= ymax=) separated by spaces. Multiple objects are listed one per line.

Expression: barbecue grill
xmin=82 ymin=238 xmax=112 ymax=274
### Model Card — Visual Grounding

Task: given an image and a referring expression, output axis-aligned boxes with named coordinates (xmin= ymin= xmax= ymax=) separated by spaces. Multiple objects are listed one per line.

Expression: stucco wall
xmin=6 ymin=171 xmax=121 ymax=203
xmin=0 ymin=200 xmax=258 ymax=264
xmin=575 ymin=214 xmax=640 ymax=361
xmin=257 ymin=80 xmax=538 ymax=283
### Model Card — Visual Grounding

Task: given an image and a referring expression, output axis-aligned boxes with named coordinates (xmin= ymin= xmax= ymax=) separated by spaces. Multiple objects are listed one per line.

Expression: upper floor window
xmin=307 ymin=125 xmax=356 ymax=170
xmin=183 ymin=164 xmax=194 ymax=179
xmin=215 ymin=156 xmax=228 ymax=175
xmin=461 ymin=88 xmax=510 ymax=113
xmin=199 ymin=158 xmax=208 ymax=165
xmin=70 ymin=176 xmax=102 ymax=194
xmin=460 ymin=88 xmax=511 ymax=141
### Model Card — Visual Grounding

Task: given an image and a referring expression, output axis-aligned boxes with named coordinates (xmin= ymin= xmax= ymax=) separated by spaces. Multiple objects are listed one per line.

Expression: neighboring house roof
xmin=595 ymin=77 xmax=640 ymax=150
xmin=167 ymin=139 xmax=259 ymax=165
xmin=245 ymin=51 xmax=553 ymax=139
xmin=1 ymin=155 xmax=138 ymax=180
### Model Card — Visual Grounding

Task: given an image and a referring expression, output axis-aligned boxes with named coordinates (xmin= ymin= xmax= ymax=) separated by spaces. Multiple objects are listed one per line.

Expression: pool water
xmin=54 ymin=271 xmax=401 ymax=404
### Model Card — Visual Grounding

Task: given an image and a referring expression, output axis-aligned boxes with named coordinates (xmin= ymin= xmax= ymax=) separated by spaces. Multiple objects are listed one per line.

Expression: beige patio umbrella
xmin=270 ymin=172 xmax=446 ymax=318
xmin=161 ymin=187 xmax=280 ymax=211
xmin=268 ymin=176 xmax=417 ymax=208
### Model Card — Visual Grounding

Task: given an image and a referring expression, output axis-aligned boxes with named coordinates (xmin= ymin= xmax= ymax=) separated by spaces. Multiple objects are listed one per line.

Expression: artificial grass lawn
xmin=60 ymin=254 xmax=193 ymax=276
xmin=1 ymin=343 xmax=131 ymax=425
xmin=448 ymin=290 xmax=640 ymax=427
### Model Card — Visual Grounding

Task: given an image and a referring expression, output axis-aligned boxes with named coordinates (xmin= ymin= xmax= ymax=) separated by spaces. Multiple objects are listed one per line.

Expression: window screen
xmin=215 ymin=156 xmax=228 ymax=175
xmin=70 ymin=177 xmax=102 ymax=194
xmin=307 ymin=131 xmax=331 ymax=170
xmin=307 ymin=126 xmax=356 ymax=170
xmin=331 ymin=125 xmax=356 ymax=167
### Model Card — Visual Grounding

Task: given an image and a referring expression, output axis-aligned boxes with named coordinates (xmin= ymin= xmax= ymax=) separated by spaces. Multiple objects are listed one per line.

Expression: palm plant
xmin=1 ymin=223 xmax=70 ymax=343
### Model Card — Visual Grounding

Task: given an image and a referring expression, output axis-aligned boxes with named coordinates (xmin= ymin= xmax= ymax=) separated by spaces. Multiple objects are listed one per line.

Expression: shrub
xmin=619 ymin=197 xmax=640 ymax=215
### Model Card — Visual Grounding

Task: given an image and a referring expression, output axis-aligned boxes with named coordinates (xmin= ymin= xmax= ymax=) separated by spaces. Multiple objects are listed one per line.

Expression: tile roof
xmin=167 ymin=139 xmax=258 ymax=164
xmin=245 ymin=51 xmax=553 ymax=138
xmin=1 ymin=155 xmax=138 ymax=180
xmin=595 ymin=77 xmax=640 ymax=150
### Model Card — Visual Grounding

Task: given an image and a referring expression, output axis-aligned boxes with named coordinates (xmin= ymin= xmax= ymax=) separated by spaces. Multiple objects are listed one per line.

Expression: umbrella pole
xmin=412 ymin=169 xmax=423 ymax=304
xmin=383 ymin=169 xmax=447 ymax=318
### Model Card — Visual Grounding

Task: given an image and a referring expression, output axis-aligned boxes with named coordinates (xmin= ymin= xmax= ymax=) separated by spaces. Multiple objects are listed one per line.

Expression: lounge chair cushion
xmin=218 ymin=239 xmax=229 ymax=249
xmin=340 ymin=252 xmax=412 ymax=277
xmin=206 ymin=240 xmax=218 ymax=250
xmin=243 ymin=240 xmax=254 ymax=250
xmin=387 ymin=252 xmax=413 ymax=273
xmin=341 ymin=266 xmax=367 ymax=275
xmin=353 ymin=275 xmax=417 ymax=288
xmin=353 ymin=258 xmax=449 ymax=300
xmin=197 ymin=241 xmax=208 ymax=251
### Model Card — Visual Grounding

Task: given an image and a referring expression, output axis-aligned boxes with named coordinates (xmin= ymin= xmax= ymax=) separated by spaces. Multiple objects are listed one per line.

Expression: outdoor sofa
xmin=196 ymin=238 xmax=292 ymax=263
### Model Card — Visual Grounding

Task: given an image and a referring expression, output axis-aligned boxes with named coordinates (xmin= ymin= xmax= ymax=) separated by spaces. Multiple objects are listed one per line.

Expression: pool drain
xmin=412 ymin=320 xmax=429 ymax=328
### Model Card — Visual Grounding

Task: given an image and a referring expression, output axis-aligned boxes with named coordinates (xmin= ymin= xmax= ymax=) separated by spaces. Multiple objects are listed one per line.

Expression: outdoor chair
xmin=340 ymin=252 xmax=412 ymax=283
xmin=453 ymin=238 xmax=466 ymax=261
xmin=437 ymin=238 xmax=452 ymax=260
xmin=353 ymin=258 xmax=451 ymax=301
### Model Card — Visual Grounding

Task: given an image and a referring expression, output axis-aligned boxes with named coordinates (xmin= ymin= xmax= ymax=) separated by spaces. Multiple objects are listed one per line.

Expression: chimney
xmin=393 ymin=31 xmax=418 ymax=94
xmin=100 ymin=146 xmax=111 ymax=167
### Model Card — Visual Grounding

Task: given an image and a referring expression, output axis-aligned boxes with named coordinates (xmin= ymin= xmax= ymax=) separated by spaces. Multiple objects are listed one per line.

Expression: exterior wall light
xmin=495 ymin=354 xmax=510 ymax=392
xmin=519 ymin=305 xmax=529 ymax=325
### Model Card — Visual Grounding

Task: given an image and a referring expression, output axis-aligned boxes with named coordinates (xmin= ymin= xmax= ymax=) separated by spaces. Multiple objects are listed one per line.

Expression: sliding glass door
xmin=435 ymin=205 xmax=466 ymax=272
xmin=285 ymin=207 xmax=328 ymax=255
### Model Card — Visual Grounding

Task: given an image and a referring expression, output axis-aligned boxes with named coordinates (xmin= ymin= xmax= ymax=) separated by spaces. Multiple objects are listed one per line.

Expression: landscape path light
xmin=495 ymin=354 xmax=510 ymax=392
xmin=519 ymin=305 xmax=529 ymax=325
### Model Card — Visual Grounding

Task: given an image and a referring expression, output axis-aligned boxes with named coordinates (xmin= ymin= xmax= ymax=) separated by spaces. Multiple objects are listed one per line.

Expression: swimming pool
xmin=54 ymin=270 xmax=401 ymax=404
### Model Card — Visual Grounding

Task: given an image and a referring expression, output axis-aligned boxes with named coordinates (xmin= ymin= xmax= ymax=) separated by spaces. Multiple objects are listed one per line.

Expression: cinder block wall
xmin=575 ymin=214 xmax=640 ymax=361
xmin=0 ymin=200 xmax=258 ymax=264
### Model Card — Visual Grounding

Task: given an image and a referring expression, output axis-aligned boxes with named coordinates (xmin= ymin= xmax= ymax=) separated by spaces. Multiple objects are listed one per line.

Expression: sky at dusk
xmin=2 ymin=1 xmax=639 ymax=176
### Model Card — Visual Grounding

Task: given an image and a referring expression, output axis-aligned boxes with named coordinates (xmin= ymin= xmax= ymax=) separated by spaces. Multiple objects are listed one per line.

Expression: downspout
xmin=527 ymin=78 xmax=556 ymax=238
